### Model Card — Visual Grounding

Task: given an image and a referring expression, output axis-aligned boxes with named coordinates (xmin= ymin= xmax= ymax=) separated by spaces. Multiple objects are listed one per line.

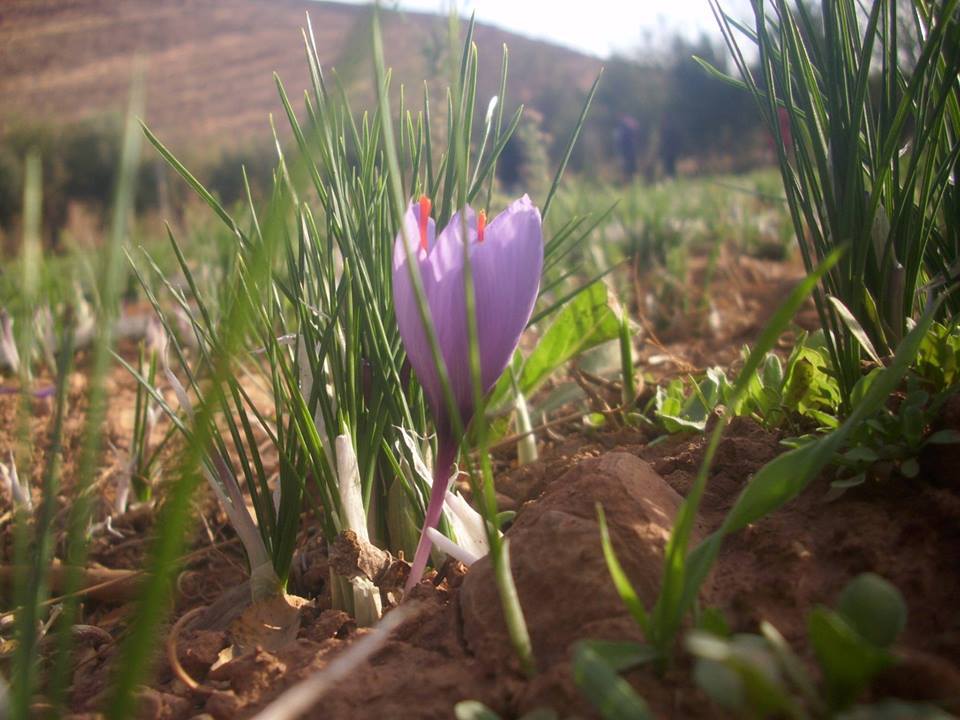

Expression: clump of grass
xmin=704 ymin=0 xmax=960 ymax=409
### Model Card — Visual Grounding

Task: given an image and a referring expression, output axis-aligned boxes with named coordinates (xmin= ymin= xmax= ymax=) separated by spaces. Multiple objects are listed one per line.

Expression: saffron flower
xmin=393 ymin=194 xmax=543 ymax=591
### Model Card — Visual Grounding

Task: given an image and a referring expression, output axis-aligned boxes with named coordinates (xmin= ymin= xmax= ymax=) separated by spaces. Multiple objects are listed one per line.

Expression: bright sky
xmin=361 ymin=0 xmax=753 ymax=58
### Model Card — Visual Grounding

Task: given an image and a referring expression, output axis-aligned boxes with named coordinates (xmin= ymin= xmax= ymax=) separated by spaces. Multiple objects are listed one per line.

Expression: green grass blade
xmin=651 ymin=247 xmax=843 ymax=654
xmin=597 ymin=505 xmax=650 ymax=636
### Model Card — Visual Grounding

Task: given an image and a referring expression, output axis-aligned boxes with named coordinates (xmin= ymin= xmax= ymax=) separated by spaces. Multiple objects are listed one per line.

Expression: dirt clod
xmin=461 ymin=453 xmax=681 ymax=711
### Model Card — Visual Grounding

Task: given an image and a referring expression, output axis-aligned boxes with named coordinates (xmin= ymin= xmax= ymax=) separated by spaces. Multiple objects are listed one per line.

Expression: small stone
xmin=204 ymin=690 xmax=243 ymax=720
xmin=299 ymin=609 xmax=355 ymax=644
xmin=179 ymin=629 xmax=227 ymax=679
xmin=133 ymin=687 xmax=191 ymax=719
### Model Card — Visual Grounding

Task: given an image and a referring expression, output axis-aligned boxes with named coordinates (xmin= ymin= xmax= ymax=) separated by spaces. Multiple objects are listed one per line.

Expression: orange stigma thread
xmin=477 ymin=210 xmax=487 ymax=243
xmin=418 ymin=195 xmax=432 ymax=251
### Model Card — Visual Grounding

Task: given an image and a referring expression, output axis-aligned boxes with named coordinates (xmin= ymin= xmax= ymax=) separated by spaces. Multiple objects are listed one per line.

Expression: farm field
xmin=1 ymin=2 xmax=959 ymax=719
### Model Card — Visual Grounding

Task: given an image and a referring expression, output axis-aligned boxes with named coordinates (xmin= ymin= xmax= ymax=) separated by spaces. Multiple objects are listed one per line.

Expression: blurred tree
xmin=1 ymin=123 xmax=69 ymax=248
xmin=534 ymin=33 xmax=764 ymax=182
xmin=659 ymin=34 xmax=760 ymax=175
xmin=205 ymin=144 xmax=276 ymax=208
xmin=61 ymin=116 xmax=122 ymax=211
xmin=593 ymin=55 xmax=666 ymax=179
xmin=0 ymin=146 xmax=22 ymax=240
xmin=497 ymin=108 xmax=552 ymax=198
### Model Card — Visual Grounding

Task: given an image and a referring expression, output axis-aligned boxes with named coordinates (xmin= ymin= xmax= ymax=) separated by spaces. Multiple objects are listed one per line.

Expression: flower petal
xmin=394 ymin=198 xmax=543 ymax=431
xmin=471 ymin=194 xmax=543 ymax=391
xmin=393 ymin=199 xmax=436 ymax=261
xmin=424 ymin=207 xmax=479 ymax=427
xmin=392 ymin=201 xmax=443 ymax=416
xmin=430 ymin=206 xmax=477 ymax=274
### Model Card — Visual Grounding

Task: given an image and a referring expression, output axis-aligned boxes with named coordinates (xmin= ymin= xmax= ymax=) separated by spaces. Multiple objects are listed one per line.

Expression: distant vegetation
xmin=0 ymin=30 xmax=766 ymax=247
xmin=0 ymin=118 xmax=277 ymax=248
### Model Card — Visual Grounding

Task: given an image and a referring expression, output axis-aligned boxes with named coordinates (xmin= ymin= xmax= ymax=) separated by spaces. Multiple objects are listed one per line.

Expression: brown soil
xmin=2 ymin=258 xmax=959 ymax=719
xmin=55 ymin=418 xmax=955 ymax=720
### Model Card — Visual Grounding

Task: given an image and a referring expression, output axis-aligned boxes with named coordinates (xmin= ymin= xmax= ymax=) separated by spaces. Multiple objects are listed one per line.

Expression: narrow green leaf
xmin=596 ymin=505 xmax=651 ymax=636
xmin=828 ymin=296 xmax=882 ymax=363
xmin=519 ymin=281 xmax=621 ymax=396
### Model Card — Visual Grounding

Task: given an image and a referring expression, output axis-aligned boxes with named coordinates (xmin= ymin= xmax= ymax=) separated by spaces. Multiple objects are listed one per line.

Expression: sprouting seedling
xmin=157 ymin=342 xmax=276 ymax=596
xmin=392 ymin=194 xmax=543 ymax=591
xmin=114 ymin=326 xmax=165 ymax=515
xmin=0 ymin=450 xmax=31 ymax=512
xmin=510 ymin=367 xmax=538 ymax=465
xmin=0 ymin=309 xmax=20 ymax=374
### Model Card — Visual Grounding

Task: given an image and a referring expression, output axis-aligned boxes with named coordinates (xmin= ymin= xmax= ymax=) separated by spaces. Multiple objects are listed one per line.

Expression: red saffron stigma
xmin=477 ymin=210 xmax=487 ymax=243
xmin=418 ymin=195 xmax=432 ymax=251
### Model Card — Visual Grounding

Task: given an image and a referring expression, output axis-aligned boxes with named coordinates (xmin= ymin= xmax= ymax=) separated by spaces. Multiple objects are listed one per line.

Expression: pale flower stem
xmin=404 ymin=437 xmax=457 ymax=592
xmin=425 ymin=527 xmax=480 ymax=567
xmin=514 ymin=391 xmax=538 ymax=464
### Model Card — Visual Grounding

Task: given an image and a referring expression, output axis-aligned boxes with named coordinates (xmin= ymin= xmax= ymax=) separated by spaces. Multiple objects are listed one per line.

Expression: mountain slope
xmin=0 ymin=0 xmax=602 ymax=150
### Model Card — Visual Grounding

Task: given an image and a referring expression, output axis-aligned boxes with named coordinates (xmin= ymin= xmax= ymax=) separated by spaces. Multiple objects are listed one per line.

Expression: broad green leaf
xmin=900 ymin=458 xmax=919 ymax=478
xmin=654 ymin=370 xmax=729 ymax=434
xmin=761 ymin=353 xmax=784 ymax=389
xmin=850 ymin=368 xmax=883 ymax=406
xmin=808 ymin=608 xmax=891 ymax=709
xmin=837 ymin=573 xmax=906 ymax=649
xmin=829 ymin=296 xmax=881 ymax=363
xmin=652 ymin=249 xmax=844 ymax=654
xmin=518 ymin=281 xmax=621 ymax=397
xmin=832 ymin=475 xmax=867 ymax=490
xmin=572 ymin=643 xmax=653 ymax=720
xmin=454 ymin=701 xmax=501 ymax=720
xmin=693 ymin=658 xmax=743 ymax=712
xmin=760 ymin=621 xmax=822 ymax=712
xmin=842 ymin=446 xmax=879 ymax=463
xmin=678 ymin=295 xmax=938 ymax=640
xmin=687 ymin=632 xmax=798 ymax=717
xmin=926 ymin=429 xmax=960 ymax=445
xmin=578 ymin=639 xmax=658 ymax=673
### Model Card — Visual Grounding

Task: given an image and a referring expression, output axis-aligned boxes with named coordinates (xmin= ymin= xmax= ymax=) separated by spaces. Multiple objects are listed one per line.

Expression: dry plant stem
xmin=576 ymin=368 xmax=624 ymax=394
xmin=166 ymin=606 xmax=212 ymax=694
xmin=636 ymin=313 xmax=698 ymax=373
xmin=0 ymin=562 xmax=141 ymax=604
xmin=330 ymin=530 xmax=408 ymax=591
xmin=0 ymin=537 xmax=243 ymax=623
xmin=330 ymin=530 xmax=393 ymax=579
xmin=45 ymin=624 xmax=112 ymax=649
xmin=572 ymin=368 xmax=622 ymax=429
xmin=191 ymin=581 xmax=253 ymax=632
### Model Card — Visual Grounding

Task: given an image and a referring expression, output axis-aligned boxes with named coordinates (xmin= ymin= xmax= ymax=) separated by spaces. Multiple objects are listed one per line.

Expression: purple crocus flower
xmin=393 ymin=194 xmax=543 ymax=591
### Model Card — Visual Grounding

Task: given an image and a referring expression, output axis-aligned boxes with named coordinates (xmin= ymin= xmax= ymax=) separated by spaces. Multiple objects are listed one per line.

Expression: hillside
xmin=0 ymin=0 xmax=603 ymax=152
